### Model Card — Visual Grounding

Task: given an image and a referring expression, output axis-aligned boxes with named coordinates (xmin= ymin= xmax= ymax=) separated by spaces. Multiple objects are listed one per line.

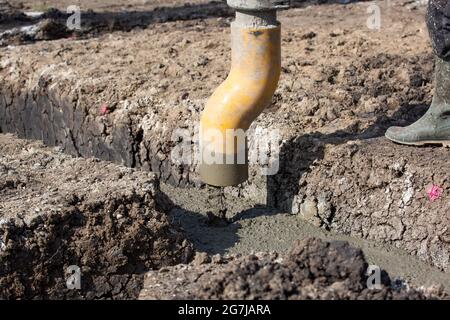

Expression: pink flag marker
xmin=99 ymin=104 xmax=109 ymax=116
xmin=427 ymin=185 xmax=443 ymax=202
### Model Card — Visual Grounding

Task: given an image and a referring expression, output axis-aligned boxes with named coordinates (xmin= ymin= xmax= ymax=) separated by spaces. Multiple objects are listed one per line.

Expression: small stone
xmin=300 ymin=199 xmax=318 ymax=221
xmin=329 ymin=281 xmax=347 ymax=292
xmin=211 ymin=254 xmax=223 ymax=264
xmin=193 ymin=252 xmax=211 ymax=266
xmin=149 ymin=87 xmax=158 ymax=95
xmin=291 ymin=196 xmax=301 ymax=215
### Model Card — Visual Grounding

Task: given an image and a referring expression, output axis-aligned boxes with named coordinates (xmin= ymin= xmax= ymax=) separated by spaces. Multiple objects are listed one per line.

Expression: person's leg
xmin=427 ymin=0 xmax=450 ymax=60
xmin=385 ymin=0 xmax=450 ymax=147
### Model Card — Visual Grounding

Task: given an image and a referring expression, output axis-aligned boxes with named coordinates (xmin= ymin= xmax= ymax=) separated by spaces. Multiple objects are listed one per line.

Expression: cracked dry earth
xmin=0 ymin=134 xmax=193 ymax=299
xmin=0 ymin=0 xmax=449 ymax=299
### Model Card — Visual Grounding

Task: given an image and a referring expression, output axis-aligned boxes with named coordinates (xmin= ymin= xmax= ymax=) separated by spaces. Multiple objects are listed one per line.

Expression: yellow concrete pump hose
xmin=200 ymin=11 xmax=281 ymax=186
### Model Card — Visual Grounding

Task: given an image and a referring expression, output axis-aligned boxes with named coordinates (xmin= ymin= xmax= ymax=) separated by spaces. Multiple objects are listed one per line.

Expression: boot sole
xmin=386 ymin=137 xmax=450 ymax=148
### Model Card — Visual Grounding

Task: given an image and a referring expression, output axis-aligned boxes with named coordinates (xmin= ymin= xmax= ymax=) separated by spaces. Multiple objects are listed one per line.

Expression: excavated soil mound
xmin=139 ymin=238 xmax=447 ymax=300
xmin=0 ymin=1 xmax=27 ymax=24
xmin=0 ymin=134 xmax=193 ymax=299
xmin=0 ymin=1 xmax=233 ymax=46
xmin=292 ymin=138 xmax=450 ymax=271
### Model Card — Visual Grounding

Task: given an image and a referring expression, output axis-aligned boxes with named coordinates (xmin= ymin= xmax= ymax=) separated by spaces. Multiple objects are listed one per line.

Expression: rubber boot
xmin=385 ymin=57 xmax=450 ymax=147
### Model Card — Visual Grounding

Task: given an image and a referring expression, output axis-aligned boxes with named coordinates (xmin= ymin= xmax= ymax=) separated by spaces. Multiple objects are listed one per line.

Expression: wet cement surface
xmin=162 ymin=182 xmax=450 ymax=292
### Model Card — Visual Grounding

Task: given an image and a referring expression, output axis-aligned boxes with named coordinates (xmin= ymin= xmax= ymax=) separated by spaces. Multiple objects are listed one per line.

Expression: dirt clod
xmin=34 ymin=18 xmax=69 ymax=40
xmin=0 ymin=134 xmax=194 ymax=299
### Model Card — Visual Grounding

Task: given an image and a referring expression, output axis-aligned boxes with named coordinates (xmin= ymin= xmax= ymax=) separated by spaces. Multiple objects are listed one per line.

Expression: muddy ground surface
xmin=0 ymin=0 xmax=233 ymax=43
xmin=0 ymin=0 xmax=449 ymax=298
xmin=0 ymin=134 xmax=193 ymax=299
xmin=140 ymin=238 xmax=447 ymax=300
xmin=162 ymin=181 xmax=450 ymax=293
